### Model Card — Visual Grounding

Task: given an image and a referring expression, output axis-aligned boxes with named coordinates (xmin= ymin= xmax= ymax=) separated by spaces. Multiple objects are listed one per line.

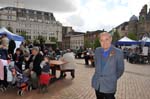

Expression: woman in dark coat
xmin=13 ymin=48 xmax=24 ymax=72
xmin=8 ymin=39 xmax=16 ymax=56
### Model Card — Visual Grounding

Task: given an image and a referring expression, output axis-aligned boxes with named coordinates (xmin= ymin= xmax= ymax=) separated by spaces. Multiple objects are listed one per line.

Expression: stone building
xmin=62 ymin=26 xmax=74 ymax=49
xmin=137 ymin=4 xmax=150 ymax=39
xmin=62 ymin=30 xmax=85 ymax=50
xmin=70 ymin=32 xmax=84 ymax=49
xmin=115 ymin=22 xmax=129 ymax=37
xmin=128 ymin=4 xmax=150 ymax=39
xmin=84 ymin=30 xmax=104 ymax=48
xmin=0 ymin=7 xmax=62 ymax=44
xmin=114 ymin=4 xmax=150 ymax=39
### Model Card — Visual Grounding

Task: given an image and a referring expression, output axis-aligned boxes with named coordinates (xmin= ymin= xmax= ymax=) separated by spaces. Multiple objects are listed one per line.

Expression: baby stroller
xmin=16 ymin=71 xmax=32 ymax=96
xmin=9 ymin=61 xmax=32 ymax=96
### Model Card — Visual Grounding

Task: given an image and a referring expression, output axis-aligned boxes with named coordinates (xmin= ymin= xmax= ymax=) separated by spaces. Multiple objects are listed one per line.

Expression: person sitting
xmin=55 ymin=48 xmax=61 ymax=60
xmin=26 ymin=47 xmax=43 ymax=89
xmin=13 ymin=48 xmax=24 ymax=72
xmin=59 ymin=49 xmax=76 ymax=79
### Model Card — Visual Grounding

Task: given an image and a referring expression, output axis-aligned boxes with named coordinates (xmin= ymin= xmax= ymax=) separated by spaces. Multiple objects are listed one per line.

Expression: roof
xmin=118 ymin=36 xmax=136 ymax=42
xmin=130 ymin=15 xmax=138 ymax=21
xmin=68 ymin=32 xmax=85 ymax=35
xmin=86 ymin=30 xmax=104 ymax=35
xmin=115 ymin=22 xmax=128 ymax=29
xmin=0 ymin=7 xmax=53 ymax=14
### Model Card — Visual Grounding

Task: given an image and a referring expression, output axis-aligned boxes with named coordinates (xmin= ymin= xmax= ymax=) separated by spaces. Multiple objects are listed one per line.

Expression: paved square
xmin=0 ymin=59 xmax=150 ymax=99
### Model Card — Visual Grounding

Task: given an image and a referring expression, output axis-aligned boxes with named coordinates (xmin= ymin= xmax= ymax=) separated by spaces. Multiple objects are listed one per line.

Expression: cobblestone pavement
xmin=0 ymin=59 xmax=150 ymax=99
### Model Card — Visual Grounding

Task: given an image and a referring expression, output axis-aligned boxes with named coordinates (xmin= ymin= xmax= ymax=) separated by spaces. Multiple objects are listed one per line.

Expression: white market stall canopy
xmin=116 ymin=36 xmax=139 ymax=45
xmin=141 ymin=37 xmax=150 ymax=42
xmin=139 ymin=36 xmax=150 ymax=46
xmin=118 ymin=36 xmax=136 ymax=42
xmin=0 ymin=27 xmax=24 ymax=41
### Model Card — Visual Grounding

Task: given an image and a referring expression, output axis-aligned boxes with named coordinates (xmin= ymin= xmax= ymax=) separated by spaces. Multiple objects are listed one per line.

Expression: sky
xmin=0 ymin=0 xmax=150 ymax=32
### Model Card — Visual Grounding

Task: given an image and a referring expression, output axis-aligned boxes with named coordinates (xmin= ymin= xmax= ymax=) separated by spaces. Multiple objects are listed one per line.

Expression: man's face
xmin=32 ymin=50 xmax=37 ymax=55
xmin=99 ymin=34 xmax=112 ymax=50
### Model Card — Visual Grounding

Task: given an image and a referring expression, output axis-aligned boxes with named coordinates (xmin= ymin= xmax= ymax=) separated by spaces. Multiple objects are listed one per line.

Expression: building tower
xmin=138 ymin=4 xmax=150 ymax=39
xmin=139 ymin=4 xmax=147 ymax=22
xmin=128 ymin=15 xmax=138 ymax=35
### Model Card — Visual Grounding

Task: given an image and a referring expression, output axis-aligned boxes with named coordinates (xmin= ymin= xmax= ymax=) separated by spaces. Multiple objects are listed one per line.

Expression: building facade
xmin=115 ymin=22 xmax=129 ymax=37
xmin=70 ymin=33 xmax=84 ymax=49
xmin=84 ymin=30 xmax=104 ymax=49
xmin=128 ymin=4 xmax=150 ymax=39
xmin=114 ymin=4 xmax=150 ymax=39
xmin=62 ymin=30 xmax=85 ymax=50
xmin=0 ymin=7 xmax=62 ymax=43
xmin=62 ymin=26 xmax=74 ymax=49
xmin=137 ymin=4 xmax=150 ymax=39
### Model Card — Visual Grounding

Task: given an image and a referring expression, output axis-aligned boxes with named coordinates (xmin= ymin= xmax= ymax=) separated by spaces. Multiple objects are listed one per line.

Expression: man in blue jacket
xmin=92 ymin=32 xmax=124 ymax=99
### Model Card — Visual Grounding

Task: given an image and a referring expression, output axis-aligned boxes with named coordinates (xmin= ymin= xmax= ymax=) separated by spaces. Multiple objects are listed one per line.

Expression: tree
xmin=50 ymin=37 xmax=57 ymax=42
xmin=38 ymin=35 xmax=46 ymax=44
xmin=33 ymin=39 xmax=40 ymax=45
xmin=84 ymin=39 xmax=92 ymax=48
xmin=50 ymin=37 xmax=58 ymax=48
xmin=128 ymin=32 xmax=137 ymax=40
xmin=94 ymin=38 xmax=100 ymax=49
xmin=20 ymin=31 xmax=27 ymax=40
xmin=26 ymin=39 xmax=31 ymax=45
xmin=7 ymin=27 xmax=13 ymax=33
xmin=112 ymin=30 xmax=120 ymax=43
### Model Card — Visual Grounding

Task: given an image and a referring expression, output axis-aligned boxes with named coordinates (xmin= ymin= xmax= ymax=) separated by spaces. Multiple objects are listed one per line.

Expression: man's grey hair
xmin=32 ymin=47 xmax=39 ymax=52
xmin=66 ymin=49 xmax=71 ymax=52
xmin=98 ymin=32 xmax=112 ymax=39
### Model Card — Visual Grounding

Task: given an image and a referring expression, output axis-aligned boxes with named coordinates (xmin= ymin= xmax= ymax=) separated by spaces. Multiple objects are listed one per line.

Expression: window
xmin=7 ymin=16 xmax=12 ymax=20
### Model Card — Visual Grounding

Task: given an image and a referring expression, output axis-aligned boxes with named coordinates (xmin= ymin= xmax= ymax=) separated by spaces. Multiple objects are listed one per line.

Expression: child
xmin=39 ymin=56 xmax=51 ymax=93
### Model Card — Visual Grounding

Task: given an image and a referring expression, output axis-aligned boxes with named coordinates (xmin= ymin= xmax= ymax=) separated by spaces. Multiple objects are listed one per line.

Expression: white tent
xmin=141 ymin=36 xmax=150 ymax=42
xmin=0 ymin=27 xmax=24 ymax=41
xmin=118 ymin=36 xmax=136 ymax=42
xmin=116 ymin=36 xmax=138 ymax=45
xmin=139 ymin=36 xmax=150 ymax=46
xmin=0 ymin=27 xmax=24 ymax=49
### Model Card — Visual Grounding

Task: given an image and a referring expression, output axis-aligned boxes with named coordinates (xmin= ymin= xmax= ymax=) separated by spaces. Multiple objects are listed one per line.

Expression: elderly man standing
xmin=92 ymin=32 xmax=124 ymax=99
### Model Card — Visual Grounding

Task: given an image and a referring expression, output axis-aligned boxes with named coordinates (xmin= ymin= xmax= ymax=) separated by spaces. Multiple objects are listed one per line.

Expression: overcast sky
xmin=0 ymin=0 xmax=150 ymax=32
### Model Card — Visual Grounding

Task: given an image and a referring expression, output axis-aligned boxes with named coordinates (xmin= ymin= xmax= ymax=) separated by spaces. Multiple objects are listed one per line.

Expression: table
xmin=50 ymin=60 xmax=66 ymax=66
xmin=49 ymin=60 xmax=66 ymax=82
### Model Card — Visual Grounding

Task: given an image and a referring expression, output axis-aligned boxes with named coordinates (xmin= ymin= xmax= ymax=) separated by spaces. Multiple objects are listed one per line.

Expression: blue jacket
xmin=92 ymin=46 xmax=124 ymax=93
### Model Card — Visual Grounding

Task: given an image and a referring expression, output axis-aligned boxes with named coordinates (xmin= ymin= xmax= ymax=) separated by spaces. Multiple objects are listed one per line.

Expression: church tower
xmin=139 ymin=4 xmax=147 ymax=22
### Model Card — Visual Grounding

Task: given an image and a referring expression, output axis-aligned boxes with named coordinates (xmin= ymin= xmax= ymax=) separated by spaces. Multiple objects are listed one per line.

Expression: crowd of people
xmin=74 ymin=47 xmax=95 ymax=66
xmin=0 ymin=34 xmax=76 ymax=94
xmin=0 ymin=32 xmax=149 ymax=98
xmin=123 ymin=46 xmax=150 ymax=64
